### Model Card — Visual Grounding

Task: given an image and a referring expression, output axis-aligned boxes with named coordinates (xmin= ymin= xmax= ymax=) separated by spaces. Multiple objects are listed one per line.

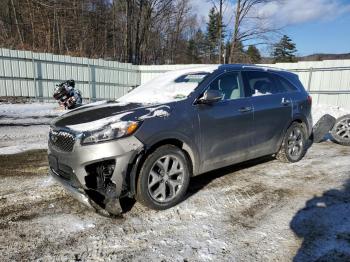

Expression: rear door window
xmin=242 ymin=71 xmax=281 ymax=97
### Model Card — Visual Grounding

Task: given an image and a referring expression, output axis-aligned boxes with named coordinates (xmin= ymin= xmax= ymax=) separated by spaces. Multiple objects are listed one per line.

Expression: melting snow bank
xmin=0 ymin=125 xmax=50 ymax=155
xmin=0 ymin=102 xmax=64 ymax=126
xmin=0 ymin=103 xmax=63 ymax=155
xmin=0 ymin=102 xmax=63 ymax=118
xmin=312 ymin=104 xmax=350 ymax=124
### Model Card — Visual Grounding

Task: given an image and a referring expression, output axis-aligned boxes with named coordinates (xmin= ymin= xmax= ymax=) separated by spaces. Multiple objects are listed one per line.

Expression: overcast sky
xmin=190 ymin=0 xmax=350 ymax=55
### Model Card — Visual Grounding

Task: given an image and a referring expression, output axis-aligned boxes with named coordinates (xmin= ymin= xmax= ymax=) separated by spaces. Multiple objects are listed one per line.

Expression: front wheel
xmin=276 ymin=122 xmax=307 ymax=163
xmin=136 ymin=145 xmax=190 ymax=210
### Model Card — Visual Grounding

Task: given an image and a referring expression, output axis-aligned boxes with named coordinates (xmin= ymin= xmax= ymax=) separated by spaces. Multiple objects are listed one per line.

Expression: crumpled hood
xmin=51 ymin=100 xmax=172 ymax=132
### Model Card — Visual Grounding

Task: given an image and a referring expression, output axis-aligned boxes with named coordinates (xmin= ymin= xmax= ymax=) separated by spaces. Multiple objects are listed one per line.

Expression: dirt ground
xmin=0 ymin=142 xmax=350 ymax=261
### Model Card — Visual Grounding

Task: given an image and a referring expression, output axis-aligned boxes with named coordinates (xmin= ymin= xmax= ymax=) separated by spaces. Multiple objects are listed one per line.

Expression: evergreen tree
xmin=206 ymin=7 xmax=219 ymax=61
xmin=246 ymin=45 xmax=261 ymax=64
xmin=272 ymin=35 xmax=297 ymax=63
xmin=205 ymin=7 xmax=225 ymax=63
xmin=186 ymin=29 xmax=207 ymax=64
xmin=186 ymin=39 xmax=198 ymax=63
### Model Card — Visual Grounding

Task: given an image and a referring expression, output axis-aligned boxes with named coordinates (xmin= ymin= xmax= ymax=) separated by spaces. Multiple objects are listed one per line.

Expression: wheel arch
xmin=127 ymin=137 xmax=198 ymax=197
xmin=275 ymin=116 xmax=308 ymax=154
xmin=291 ymin=115 xmax=309 ymax=136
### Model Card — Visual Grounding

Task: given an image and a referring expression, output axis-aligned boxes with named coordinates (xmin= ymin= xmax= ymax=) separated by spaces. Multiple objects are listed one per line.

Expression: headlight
xmin=81 ymin=121 xmax=140 ymax=145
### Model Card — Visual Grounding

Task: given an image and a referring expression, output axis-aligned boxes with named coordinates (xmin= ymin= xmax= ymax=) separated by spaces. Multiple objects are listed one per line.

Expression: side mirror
xmin=197 ymin=90 xmax=223 ymax=104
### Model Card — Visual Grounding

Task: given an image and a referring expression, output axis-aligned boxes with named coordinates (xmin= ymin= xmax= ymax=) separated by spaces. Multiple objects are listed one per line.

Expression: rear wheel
xmin=136 ymin=145 xmax=190 ymax=210
xmin=277 ymin=122 xmax=307 ymax=163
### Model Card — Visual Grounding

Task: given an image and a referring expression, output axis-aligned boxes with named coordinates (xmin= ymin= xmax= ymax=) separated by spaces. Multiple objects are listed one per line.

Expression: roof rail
xmin=241 ymin=65 xmax=287 ymax=72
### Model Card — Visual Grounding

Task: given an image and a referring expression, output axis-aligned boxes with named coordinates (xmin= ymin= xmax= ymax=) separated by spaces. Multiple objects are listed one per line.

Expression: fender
xmin=127 ymin=132 xmax=201 ymax=196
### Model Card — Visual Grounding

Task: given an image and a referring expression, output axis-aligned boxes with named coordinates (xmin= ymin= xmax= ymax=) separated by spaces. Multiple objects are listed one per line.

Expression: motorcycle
xmin=53 ymin=79 xmax=82 ymax=110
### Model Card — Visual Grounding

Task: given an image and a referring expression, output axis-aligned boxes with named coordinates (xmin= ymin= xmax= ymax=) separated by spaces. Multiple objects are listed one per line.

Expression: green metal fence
xmin=1 ymin=48 xmax=350 ymax=108
xmin=0 ymin=48 xmax=140 ymax=101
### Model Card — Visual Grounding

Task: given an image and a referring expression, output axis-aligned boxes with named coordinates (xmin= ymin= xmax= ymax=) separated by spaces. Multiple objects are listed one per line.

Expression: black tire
xmin=312 ymin=114 xmax=336 ymax=143
xmin=136 ymin=145 xmax=191 ymax=210
xmin=330 ymin=114 xmax=350 ymax=146
xmin=276 ymin=122 xmax=307 ymax=163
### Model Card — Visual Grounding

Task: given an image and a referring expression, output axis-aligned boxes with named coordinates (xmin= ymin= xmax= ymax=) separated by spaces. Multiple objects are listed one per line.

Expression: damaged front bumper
xmin=48 ymin=130 xmax=143 ymax=215
xmin=50 ymin=168 xmax=94 ymax=210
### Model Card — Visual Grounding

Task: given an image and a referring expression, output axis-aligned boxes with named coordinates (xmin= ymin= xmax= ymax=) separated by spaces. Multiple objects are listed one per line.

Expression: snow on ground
xmin=0 ymin=103 xmax=63 ymax=155
xmin=1 ymin=142 xmax=350 ymax=261
xmin=312 ymin=104 xmax=350 ymax=123
xmin=0 ymin=102 xmax=349 ymax=155
xmin=0 ymin=102 xmax=61 ymax=118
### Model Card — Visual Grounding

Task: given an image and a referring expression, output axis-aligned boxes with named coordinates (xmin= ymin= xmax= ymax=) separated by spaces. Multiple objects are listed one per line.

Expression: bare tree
xmin=10 ymin=0 xmax=24 ymax=46
xmin=0 ymin=0 xmax=278 ymax=65
xmin=229 ymin=0 xmax=279 ymax=63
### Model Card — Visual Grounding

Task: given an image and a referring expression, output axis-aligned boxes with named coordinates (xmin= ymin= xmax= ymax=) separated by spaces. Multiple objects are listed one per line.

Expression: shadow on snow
xmin=291 ymin=178 xmax=350 ymax=261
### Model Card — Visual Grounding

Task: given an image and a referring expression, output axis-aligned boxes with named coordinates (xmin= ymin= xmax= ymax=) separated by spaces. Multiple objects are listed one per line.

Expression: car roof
xmin=220 ymin=64 xmax=284 ymax=72
xmin=163 ymin=64 xmax=297 ymax=79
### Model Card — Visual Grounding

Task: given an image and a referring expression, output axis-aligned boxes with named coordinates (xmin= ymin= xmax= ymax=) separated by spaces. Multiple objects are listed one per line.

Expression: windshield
xmin=117 ymin=66 xmax=218 ymax=104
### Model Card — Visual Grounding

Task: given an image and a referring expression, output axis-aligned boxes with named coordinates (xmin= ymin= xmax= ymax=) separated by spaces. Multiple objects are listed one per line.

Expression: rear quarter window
xmin=273 ymin=74 xmax=298 ymax=93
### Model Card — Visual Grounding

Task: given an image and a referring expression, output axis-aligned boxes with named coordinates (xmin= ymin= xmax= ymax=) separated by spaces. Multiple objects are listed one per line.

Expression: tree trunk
xmin=10 ymin=0 xmax=23 ymax=46
xmin=126 ymin=0 xmax=134 ymax=63
xmin=218 ymin=0 xmax=223 ymax=64
xmin=229 ymin=0 xmax=241 ymax=63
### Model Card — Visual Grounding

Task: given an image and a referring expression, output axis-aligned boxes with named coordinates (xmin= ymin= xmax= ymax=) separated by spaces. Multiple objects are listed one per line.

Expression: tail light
xmin=307 ymin=95 xmax=312 ymax=105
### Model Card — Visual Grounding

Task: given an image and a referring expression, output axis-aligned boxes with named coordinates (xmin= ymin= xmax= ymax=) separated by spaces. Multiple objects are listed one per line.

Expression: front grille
xmin=49 ymin=129 xmax=76 ymax=152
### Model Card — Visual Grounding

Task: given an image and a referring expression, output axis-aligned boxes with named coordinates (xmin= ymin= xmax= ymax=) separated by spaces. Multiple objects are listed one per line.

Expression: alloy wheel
xmin=334 ymin=117 xmax=350 ymax=140
xmin=287 ymin=127 xmax=304 ymax=158
xmin=147 ymin=155 xmax=185 ymax=203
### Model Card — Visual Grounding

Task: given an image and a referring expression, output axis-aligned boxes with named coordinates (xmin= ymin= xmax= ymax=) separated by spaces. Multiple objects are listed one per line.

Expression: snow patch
xmin=0 ymin=102 xmax=62 ymax=118
xmin=252 ymin=90 xmax=272 ymax=96
xmin=312 ymin=104 xmax=350 ymax=124
xmin=139 ymin=105 xmax=170 ymax=120
xmin=0 ymin=143 xmax=47 ymax=155
xmin=39 ymin=176 xmax=55 ymax=187
xmin=67 ymin=112 xmax=133 ymax=132
xmin=118 ymin=66 xmax=219 ymax=104
xmin=33 ymin=214 xmax=95 ymax=234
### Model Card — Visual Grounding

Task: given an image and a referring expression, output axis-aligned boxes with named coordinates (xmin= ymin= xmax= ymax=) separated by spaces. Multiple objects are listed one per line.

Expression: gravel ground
xmin=1 ymin=141 xmax=350 ymax=261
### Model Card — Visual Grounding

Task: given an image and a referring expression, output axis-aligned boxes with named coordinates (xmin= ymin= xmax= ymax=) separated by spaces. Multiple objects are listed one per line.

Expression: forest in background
xmin=1 ymin=0 xmax=343 ymax=65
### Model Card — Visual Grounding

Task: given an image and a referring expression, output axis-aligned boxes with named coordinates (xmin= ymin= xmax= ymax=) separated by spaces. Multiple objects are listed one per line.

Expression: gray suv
xmin=48 ymin=65 xmax=312 ymax=215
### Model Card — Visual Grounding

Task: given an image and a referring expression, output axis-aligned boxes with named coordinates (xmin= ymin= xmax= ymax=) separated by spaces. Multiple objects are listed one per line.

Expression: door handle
xmin=238 ymin=106 xmax=252 ymax=113
xmin=281 ymin=98 xmax=291 ymax=105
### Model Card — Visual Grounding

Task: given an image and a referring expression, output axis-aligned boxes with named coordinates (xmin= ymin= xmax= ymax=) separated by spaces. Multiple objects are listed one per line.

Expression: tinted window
xmin=273 ymin=74 xmax=298 ymax=92
xmin=242 ymin=71 xmax=280 ymax=97
xmin=208 ymin=72 xmax=242 ymax=101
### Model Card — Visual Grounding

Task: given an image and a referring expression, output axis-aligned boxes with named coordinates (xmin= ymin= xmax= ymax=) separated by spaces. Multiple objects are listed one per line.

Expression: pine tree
xmin=206 ymin=7 xmax=219 ymax=61
xmin=272 ymin=35 xmax=297 ymax=63
xmin=246 ymin=45 xmax=261 ymax=64
xmin=186 ymin=29 xmax=207 ymax=64
xmin=205 ymin=7 xmax=225 ymax=63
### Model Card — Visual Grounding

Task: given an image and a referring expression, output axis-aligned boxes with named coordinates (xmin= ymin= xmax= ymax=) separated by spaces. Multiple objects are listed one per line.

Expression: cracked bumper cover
xmin=48 ymin=135 xmax=144 ymax=208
